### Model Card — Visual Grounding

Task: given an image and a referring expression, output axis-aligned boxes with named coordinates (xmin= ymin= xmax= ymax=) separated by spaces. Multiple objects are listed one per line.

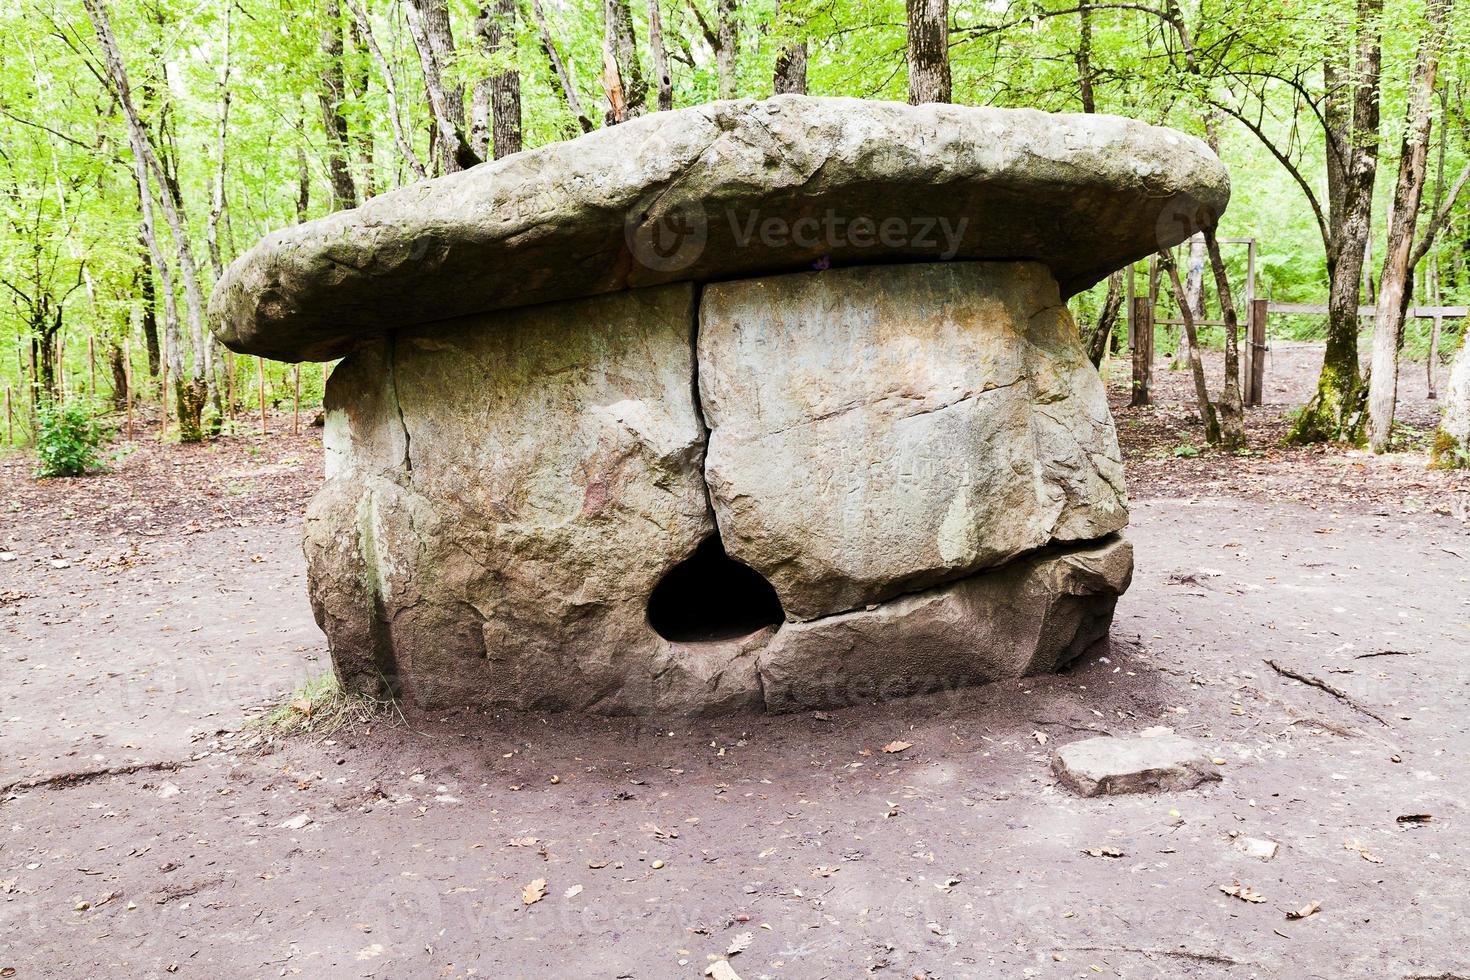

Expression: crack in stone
xmin=384 ymin=331 xmax=413 ymax=476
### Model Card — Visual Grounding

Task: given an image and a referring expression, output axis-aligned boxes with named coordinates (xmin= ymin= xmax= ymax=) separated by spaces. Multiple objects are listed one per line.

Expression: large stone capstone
xmin=211 ymin=95 xmax=1231 ymax=715
xmin=210 ymin=95 xmax=1229 ymax=362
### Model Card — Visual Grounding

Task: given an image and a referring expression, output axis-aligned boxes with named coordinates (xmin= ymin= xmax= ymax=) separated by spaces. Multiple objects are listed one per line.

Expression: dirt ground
xmin=2 ymin=351 xmax=1468 ymax=979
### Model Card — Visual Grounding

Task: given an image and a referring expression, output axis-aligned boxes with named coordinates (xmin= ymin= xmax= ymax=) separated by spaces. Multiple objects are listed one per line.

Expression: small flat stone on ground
xmin=1051 ymin=734 xmax=1221 ymax=797
xmin=1235 ymin=836 xmax=1280 ymax=860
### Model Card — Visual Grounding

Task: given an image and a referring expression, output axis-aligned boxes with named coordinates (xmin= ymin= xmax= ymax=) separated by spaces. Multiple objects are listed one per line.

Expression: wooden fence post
xmin=258 ymin=357 xmax=267 ymax=435
xmin=1248 ymin=298 xmax=1268 ymax=407
xmin=1130 ymin=296 xmax=1153 ymax=407
xmin=1428 ymin=314 xmax=1442 ymax=400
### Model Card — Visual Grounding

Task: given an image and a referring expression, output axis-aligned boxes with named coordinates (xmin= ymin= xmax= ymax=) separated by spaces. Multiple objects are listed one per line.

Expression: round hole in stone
xmin=647 ymin=534 xmax=784 ymax=643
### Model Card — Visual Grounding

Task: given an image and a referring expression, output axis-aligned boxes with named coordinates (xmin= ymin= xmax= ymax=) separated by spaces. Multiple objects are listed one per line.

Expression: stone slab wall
xmin=305 ymin=261 xmax=1133 ymax=715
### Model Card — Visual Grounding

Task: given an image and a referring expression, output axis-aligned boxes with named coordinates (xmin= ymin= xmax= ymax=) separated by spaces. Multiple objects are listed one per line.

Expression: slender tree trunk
xmin=136 ymin=242 xmax=160 ymax=376
xmin=1435 ymin=327 xmax=1470 ymax=465
xmin=108 ymin=336 xmax=128 ymax=412
xmin=1367 ymin=0 xmax=1452 ymax=452
xmin=603 ymin=0 xmax=648 ymax=123
xmin=1087 ymin=271 xmax=1124 ymax=367
xmin=906 ymin=0 xmax=950 ymax=104
xmin=1159 ymin=249 xmax=1222 ymax=444
xmin=206 ymin=4 xmax=232 ymax=281
xmin=346 ymin=19 xmax=376 ymax=198
xmin=318 ymin=0 xmax=359 ymax=208
xmin=296 ymin=139 xmax=311 ymax=221
xmin=405 ymin=0 xmax=479 ymax=172
xmin=649 ymin=0 xmax=674 ymax=109
xmin=1203 ymin=227 xmax=1247 ymax=449
xmin=86 ymin=0 xmax=209 ymax=441
xmin=346 ymin=0 xmax=427 ymax=179
xmin=715 ymin=0 xmax=739 ymax=99
xmin=473 ymin=0 xmax=522 ymax=158
xmin=532 ymin=0 xmax=595 ymax=134
xmin=1289 ymin=0 xmax=1384 ymax=443
xmin=1075 ymin=2 xmax=1095 ymax=113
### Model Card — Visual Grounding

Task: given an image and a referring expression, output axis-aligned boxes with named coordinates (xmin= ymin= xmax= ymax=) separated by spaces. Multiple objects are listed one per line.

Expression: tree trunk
xmin=716 ymin=0 xmax=738 ymax=99
xmin=649 ymin=0 xmax=674 ymax=109
xmin=906 ymin=0 xmax=950 ymax=104
xmin=1434 ymin=327 xmax=1470 ymax=465
xmin=1366 ymin=0 xmax=1451 ymax=453
xmin=1204 ymin=227 xmax=1247 ymax=449
xmin=532 ymin=0 xmax=595 ymax=134
xmin=206 ymin=1 xmax=233 ymax=279
xmin=86 ymin=0 xmax=208 ymax=441
xmin=108 ymin=337 xmax=128 ymax=412
xmin=474 ymin=0 xmax=522 ymax=158
xmin=318 ymin=0 xmax=359 ymax=209
xmin=405 ymin=0 xmax=479 ymax=173
xmin=346 ymin=18 xmax=376 ymax=198
xmin=136 ymin=243 xmax=160 ymax=377
xmin=603 ymin=0 xmax=648 ymax=123
xmin=773 ymin=41 xmax=807 ymax=95
xmin=1075 ymin=2 xmax=1095 ymax=113
xmin=1159 ymin=249 xmax=1222 ymax=444
xmin=295 ymin=139 xmax=311 ymax=221
xmin=1289 ymin=0 xmax=1383 ymax=443
xmin=773 ymin=0 xmax=806 ymax=96
xmin=1087 ymin=271 xmax=1123 ymax=368
xmin=346 ymin=0 xmax=427 ymax=179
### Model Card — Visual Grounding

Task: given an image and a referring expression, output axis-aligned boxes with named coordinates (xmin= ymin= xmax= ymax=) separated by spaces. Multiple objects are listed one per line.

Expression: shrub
xmin=33 ymin=399 xmax=109 ymax=478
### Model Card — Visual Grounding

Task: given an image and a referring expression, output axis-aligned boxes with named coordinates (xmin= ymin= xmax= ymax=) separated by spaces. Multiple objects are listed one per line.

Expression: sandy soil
xmin=2 ymin=358 xmax=1468 ymax=979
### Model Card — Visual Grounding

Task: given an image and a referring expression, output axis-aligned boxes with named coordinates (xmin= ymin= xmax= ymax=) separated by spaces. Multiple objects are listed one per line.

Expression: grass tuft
xmin=249 ymin=673 xmax=392 ymax=739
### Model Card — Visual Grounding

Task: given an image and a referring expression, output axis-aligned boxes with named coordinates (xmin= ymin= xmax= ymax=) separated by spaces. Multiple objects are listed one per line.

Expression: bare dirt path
xmin=3 ymin=370 xmax=1469 ymax=979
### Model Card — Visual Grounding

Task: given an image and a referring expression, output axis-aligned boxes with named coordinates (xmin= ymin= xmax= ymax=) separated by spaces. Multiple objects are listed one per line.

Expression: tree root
xmin=1061 ymin=945 xmax=1257 ymax=968
xmin=1264 ymin=659 xmax=1392 ymax=727
xmin=0 ymin=759 xmax=187 ymax=797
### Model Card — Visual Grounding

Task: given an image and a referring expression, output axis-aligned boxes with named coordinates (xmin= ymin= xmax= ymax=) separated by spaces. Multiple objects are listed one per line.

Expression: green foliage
xmin=1172 ymin=443 xmax=1200 ymax=458
xmin=33 ymin=398 xmax=109 ymax=478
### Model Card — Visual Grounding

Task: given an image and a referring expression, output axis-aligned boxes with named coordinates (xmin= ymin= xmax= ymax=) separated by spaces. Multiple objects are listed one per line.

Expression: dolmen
xmin=210 ymin=95 xmax=1229 ymax=715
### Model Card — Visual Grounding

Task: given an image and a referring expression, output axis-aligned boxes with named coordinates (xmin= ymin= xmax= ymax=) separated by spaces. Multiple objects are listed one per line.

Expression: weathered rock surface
xmin=1051 ymin=734 xmax=1222 ymax=797
xmin=306 ymin=284 xmax=764 ymax=713
xmin=301 ymin=260 xmax=1140 ymax=715
xmin=210 ymin=95 xmax=1229 ymax=361
xmin=759 ymin=536 xmax=1133 ymax=713
xmin=699 ymin=262 xmax=1127 ymax=619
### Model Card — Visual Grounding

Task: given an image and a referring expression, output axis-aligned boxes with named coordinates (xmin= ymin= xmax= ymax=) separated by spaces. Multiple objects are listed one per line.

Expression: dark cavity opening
xmin=647 ymin=534 xmax=785 ymax=643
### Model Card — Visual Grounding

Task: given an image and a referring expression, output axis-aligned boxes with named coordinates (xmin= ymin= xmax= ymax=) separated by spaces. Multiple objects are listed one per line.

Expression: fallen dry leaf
xmin=521 ymin=878 xmax=548 ymax=905
xmin=727 ymin=930 xmax=753 ymax=955
xmin=705 ymin=961 xmax=743 ymax=980
xmin=508 ymin=837 xmax=538 ymax=848
xmin=1286 ymin=901 xmax=1321 ymax=920
xmin=1396 ymin=814 xmax=1433 ymax=825
xmin=1220 ymin=882 xmax=1266 ymax=904
xmin=1031 ymin=730 xmax=1048 ymax=745
xmin=882 ymin=740 xmax=913 ymax=754
xmin=811 ymin=865 xmax=840 ymax=878
xmin=1343 ymin=840 xmax=1383 ymax=864
xmin=563 ymin=884 xmax=583 ymax=899
xmin=1083 ymin=847 xmax=1124 ymax=859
